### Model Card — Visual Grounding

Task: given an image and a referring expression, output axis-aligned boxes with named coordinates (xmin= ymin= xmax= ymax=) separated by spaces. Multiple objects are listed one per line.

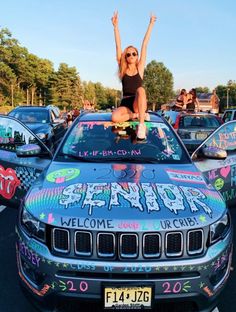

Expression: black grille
xmin=188 ymin=230 xmax=203 ymax=255
xmin=166 ymin=232 xmax=183 ymax=257
xmin=97 ymin=233 xmax=115 ymax=257
xmin=143 ymin=233 xmax=161 ymax=258
xmin=75 ymin=231 xmax=92 ymax=256
xmin=52 ymin=228 xmax=69 ymax=253
xmin=50 ymin=227 xmax=204 ymax=260
xmin=120 ymin=234 xmax=138 ymax=258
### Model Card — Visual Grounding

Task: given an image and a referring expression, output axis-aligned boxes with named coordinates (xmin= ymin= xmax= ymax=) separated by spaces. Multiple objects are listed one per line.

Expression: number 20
xmin=162 ymin=282 xmax=182 ymax=294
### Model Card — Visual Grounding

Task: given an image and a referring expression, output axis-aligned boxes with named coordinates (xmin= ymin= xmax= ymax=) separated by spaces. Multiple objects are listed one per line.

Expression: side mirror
xmin=16 ymin=144 xmax=41 ymax=157
xmin=201 ymin=146 xmax=227 ymax=160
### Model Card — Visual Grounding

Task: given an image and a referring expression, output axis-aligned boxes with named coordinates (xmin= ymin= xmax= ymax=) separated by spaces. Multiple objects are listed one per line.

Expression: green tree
xmin=49 ymin=63 xmax=82 ymax=110
xmin=195 ymin=86 xmax=210 ymax=93
xmin=216 ymin=81 xmax=236 ymax=112
xmin=0 ymin=61 xmax=16 ymax=106
xmin=94 ymin=82 xmax=107 ymax=108
xmin=82 ymin=81 xmax=96 ymax=106
xmin=0 ymin=28 xmax=26 ymax=105
xmin=144 ymin=60 xmax=174 ymax=111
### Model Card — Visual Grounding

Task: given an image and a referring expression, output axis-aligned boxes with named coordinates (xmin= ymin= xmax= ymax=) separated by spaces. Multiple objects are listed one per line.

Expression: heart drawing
xmin=220 ymin=166 xmax=231 ymax=178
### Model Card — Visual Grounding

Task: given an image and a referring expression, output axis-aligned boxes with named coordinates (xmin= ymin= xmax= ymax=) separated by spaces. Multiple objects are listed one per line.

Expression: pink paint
xmin=162 ymin=281 xmax=182 ymax=294
xmin=80 ymin=281 xmax=88 ymax=292
xmin=67 ymin=281 xmax=77 ymax=292
xmin=220 ymin=166 xmax=230 ymax=178
xmin=118 ymin=221 xmax=139 ymax=230
xmin=208 ymin=169 xmax=218 ymax=180
xmin=48 ymin=213 xmax=54 ymax=224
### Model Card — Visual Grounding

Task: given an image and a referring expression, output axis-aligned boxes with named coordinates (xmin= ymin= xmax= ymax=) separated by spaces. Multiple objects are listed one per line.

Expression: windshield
xmin=181 ymin=115 xmax=221 ymax=128
xmin=203 ymin=122 xmax=236 ymax=152
xmin=56 ymin=121 xmax=189 ymax=164
xmin=10 ymin=109 xmax=49 ymax=123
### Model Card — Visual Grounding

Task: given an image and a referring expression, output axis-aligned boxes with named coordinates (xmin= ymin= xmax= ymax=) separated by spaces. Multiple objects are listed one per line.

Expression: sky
xmin=0 ymin=0 xmax=236 ymax=92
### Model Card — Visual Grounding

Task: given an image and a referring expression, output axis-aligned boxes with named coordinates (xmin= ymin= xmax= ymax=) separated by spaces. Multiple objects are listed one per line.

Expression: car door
xmin=233 ymin=110 xmax=236 ymax=120
xmin=0 ymin=115 xmax=52 ymax=208
xmin=192 ymin=121 xmax=236 ymax=207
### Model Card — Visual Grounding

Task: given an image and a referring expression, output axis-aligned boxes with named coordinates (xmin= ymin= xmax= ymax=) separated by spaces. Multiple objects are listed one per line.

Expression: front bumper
xmin=16 ymin=226 xmax=232 ymax=312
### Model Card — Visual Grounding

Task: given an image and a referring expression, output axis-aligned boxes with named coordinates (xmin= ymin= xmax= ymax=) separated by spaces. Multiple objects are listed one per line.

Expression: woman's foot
xmin=137 ymin=123 xmax=147 ymax=139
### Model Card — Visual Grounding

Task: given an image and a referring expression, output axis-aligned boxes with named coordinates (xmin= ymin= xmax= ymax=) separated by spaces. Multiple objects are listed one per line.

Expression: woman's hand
xmin=150 ymin=13 xmax=157 ymax=25
xmin=111 ymin=11 xmax=119 ymax=27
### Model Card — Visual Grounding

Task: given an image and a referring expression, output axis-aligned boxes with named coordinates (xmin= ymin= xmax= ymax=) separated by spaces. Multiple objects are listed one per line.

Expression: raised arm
xmin=138 ymin=14 xmax=157 ymax=77
xmin=111 ymin=11 xmax=122 ymax=64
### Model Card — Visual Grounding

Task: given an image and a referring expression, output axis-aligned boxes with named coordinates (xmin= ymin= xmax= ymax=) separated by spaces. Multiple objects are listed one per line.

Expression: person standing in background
xmin=210 ymin=89 xmax=220 ymax=114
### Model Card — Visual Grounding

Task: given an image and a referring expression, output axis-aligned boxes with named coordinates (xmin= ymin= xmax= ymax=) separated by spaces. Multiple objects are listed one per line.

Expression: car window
xmin=50 ymin=110 xmax=57 ymax=122
xmin=10 ymin=109 xmax=49 ymax=123
xmin=0 ymin=117 xmax=37 ymax=152
xmin=202 ymin=121 xmax=236 ymax=152
xmin=181 ymin=115 xmax=220 ymax=128
xmin=52 ymin=106 xmax=60 ymax=118
xmin=223 ymin=111 xmax=232 ymax=122
xmin=57 ymin=121 xmax=190 ymax=164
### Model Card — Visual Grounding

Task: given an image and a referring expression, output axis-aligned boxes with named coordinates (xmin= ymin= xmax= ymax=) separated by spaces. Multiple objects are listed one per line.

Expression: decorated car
xmin=0 ymin=113 xmax=233 ymax=312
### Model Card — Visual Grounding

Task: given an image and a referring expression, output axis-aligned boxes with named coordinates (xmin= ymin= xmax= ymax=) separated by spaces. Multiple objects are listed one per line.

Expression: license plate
xmin=196 ymin=132 xmax=208 ymax=140
xmin=104 ymin=286 xmax=152 ymax=309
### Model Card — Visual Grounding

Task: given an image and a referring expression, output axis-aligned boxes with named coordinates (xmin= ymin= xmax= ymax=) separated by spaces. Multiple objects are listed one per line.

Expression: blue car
xmin=8 ymin=105 xmax=67 ymax=151
xmin=0 ymin=112 xmax=233 ymax=312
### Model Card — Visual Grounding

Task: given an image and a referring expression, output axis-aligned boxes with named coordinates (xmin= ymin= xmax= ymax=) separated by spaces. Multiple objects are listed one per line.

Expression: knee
xmin=111 ymin=112 xmax=119 ymax=123
xmin=136 ymin=87 xmax=146 ymax=97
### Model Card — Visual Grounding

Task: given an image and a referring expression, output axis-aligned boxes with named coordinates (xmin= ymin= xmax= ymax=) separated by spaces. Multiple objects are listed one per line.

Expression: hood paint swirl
xmin=25 ymin=163 xmax=226 ymax=231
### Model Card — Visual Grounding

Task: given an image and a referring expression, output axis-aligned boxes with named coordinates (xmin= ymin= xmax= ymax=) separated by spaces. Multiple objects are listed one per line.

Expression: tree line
xmin=0 ymin=28 xmax=121 ymax=110
xmin=0 ymin=27 xmax=235 ymax=112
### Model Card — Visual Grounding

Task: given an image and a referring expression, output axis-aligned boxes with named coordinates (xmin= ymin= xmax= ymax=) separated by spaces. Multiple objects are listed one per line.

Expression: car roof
xmin=79 ymin=111 xmax=164 ymax=123
xmin=179 ymin=111 xmax=217 ymax=117
xmin=11 ymin=106 xmax=50 ymax=111
xmin=223 ymin=109 xmax=235 ymax=112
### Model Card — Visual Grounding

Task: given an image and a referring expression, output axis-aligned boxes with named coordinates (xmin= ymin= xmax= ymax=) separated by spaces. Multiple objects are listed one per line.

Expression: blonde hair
xmin=118 ymin=46 xmax=139 ymax=80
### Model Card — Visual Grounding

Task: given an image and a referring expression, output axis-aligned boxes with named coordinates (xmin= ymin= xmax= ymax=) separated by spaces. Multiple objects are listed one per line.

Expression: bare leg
xmin=112 ymin=106 xmax=136 ymax=123
xmin=133 ymin=87 xmax=148 ymax=139
xmin=133 ymin=87 xmax=147 ymax=123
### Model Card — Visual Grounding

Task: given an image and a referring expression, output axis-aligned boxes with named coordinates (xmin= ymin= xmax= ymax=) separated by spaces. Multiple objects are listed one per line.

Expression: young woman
xmin=186 ymin=88 xmax=200 ymax=112
xmin=175 ymin=89 xmax=187 ymax=110
xmin=111 ymin=11 xmax=156 ymax=139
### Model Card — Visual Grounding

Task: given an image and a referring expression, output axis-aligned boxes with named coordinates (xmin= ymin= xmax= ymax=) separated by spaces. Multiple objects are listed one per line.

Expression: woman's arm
xmin=111 ymin=11 xmax=122 ymax=64
xmin=138 ymin=14 xmax=157 ymax=77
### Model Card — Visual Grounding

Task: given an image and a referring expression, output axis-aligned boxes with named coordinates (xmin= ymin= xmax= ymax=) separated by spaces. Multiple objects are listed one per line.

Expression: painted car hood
xmin=25 ymin=162 xmax=226 ymax=231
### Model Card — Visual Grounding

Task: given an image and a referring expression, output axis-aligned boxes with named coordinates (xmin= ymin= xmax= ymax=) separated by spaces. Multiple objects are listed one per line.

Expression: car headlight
xmin=21 ymin=207 xmax=46 ymax=242
xmin=210 ymin=213 xmax=230 ymax=245
xmin=36 ymin=133 xmax=48 ymax=140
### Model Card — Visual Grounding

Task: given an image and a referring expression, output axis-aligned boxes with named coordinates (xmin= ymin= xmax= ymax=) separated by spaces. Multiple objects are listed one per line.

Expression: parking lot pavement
xmin=0 ymin=207 xmax=36 ymax=312
xmin=0 ymin=206 xmax=235 ymax=312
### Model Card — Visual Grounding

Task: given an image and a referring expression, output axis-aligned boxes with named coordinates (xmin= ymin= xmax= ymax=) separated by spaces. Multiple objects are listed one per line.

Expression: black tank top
xmin=122 ymin=73 xmax=143 ymax=96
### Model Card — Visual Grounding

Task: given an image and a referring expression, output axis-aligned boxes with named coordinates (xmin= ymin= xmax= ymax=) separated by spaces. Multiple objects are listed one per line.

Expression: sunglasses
xmin=126 ymin=52 xmax=137 ymax=58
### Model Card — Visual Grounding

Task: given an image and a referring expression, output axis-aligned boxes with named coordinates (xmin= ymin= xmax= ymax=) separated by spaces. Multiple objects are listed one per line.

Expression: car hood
xmin=25 ymin=123 xmax=50 ymax=134
xmin=25 ymin=162 xmax=227 ymax=231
